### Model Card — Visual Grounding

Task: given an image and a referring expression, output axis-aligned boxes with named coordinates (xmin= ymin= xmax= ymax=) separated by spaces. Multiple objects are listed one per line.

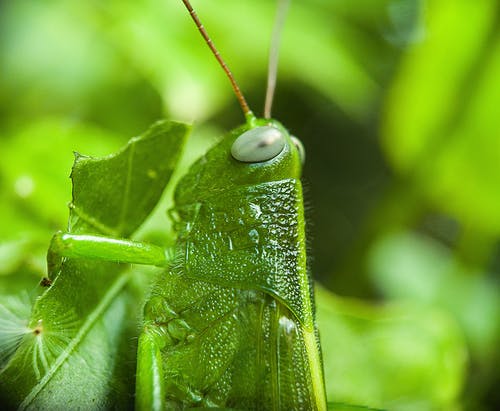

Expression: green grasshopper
xmin=6 ymin=0 xmax=327 ymax=409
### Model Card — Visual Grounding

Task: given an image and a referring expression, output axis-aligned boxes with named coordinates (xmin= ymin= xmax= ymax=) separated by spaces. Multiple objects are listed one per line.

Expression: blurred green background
xmin=1 ymin=0 xmax=499 ymax=409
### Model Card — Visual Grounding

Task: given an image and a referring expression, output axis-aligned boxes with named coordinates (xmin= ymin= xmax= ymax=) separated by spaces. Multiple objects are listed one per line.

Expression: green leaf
xmin=328 ymin=403 xmax=383 ymax=411
xmin=368 ymin=231 xmax=500 ymax=363
xmin=381 ymin=0 xmax=500 ymax=234
xmin=0 ymin=120 xmax=190 ymax=409
xmin=0 ymin=2 xmax=162 ymax=135
xmin=69 ymin=120 xmax=189 ymax=236
xmin=84 ymin=0 xmax=380 ymax=121
xmin=0 ymin=118 xmax=125 ymax=238
xmin=317 ymin=286 xmax=466 ymax=410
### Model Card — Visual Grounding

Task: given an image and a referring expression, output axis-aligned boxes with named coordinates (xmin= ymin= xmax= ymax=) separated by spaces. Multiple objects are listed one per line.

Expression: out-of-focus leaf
xmin=381 ymin=0 xmax=500 ymax=234
xmin=90 ymin=0 xmax=379 ymax=121
xmin=0 ymin=240 xmax=42 ymax=277
xmin=382 ymin=0 xmax=496 ymax=169
xmin=328 ymin=402 xmax=383 ymax=411
xmin=317 ymin=285 xmax=466 ymax=410
xmin=0 ymin=118 xmax=125 ymax=238
xmin=423 ymin=37 xmax=500 ymax=234
xmin=368 ymin=231 xmax=500 ymax=362
xmin=0 ymin=2 xmax=162 ymax=134
xmin=0 ymin=121 xmax=190 ymax=408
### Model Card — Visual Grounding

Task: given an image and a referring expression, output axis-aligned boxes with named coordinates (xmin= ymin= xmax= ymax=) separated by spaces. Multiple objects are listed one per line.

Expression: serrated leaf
xmin=0 ymin=120 xmax=190 ymax=409
xmin=69 ymin=120 xmax=189 ymax=236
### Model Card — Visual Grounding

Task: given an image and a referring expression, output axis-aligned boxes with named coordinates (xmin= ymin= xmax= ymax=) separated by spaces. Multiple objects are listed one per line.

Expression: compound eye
xmin=291 ymin=136 xmax=305 ymax=165
xmin=231 ymin=126 xmax=286 ymax=163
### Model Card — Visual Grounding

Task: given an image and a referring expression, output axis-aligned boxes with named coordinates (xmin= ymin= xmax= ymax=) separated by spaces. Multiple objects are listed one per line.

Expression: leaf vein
xmin=69 ymin=203 xmax=118 ymax=236
xmin=19 ymin=273 xmax=130 ymax=410
xmin=117 ymin=142 xmax=135 ymax=234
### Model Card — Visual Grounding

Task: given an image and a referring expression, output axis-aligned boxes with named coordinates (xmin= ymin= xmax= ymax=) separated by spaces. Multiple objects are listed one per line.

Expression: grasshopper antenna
xmin=264 ymin=0 xmax=291 ymax=119
xmin=181 ymin=0 xmax=253 ymax=120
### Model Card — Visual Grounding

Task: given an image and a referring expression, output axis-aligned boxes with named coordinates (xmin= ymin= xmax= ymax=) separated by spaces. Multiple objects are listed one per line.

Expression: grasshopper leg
xmin=47 ymin=231 xmax=173 ymax=274
xmin=136 ymin=331 xmax=166 ymax=411
xmin=46 ymin=232 xmax=173 ymax=407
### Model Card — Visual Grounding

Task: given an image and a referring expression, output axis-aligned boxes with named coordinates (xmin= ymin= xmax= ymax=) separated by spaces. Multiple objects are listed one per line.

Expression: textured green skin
xmin=140 ymin=119 xmax=325 ymax=409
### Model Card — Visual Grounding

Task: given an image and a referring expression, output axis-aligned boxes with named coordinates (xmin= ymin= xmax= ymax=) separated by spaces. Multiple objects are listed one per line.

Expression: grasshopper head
xmin=231 ymin=118 xmax=304 ymax=168
xmin=175 ymin=118 xmax=305 ymax=206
